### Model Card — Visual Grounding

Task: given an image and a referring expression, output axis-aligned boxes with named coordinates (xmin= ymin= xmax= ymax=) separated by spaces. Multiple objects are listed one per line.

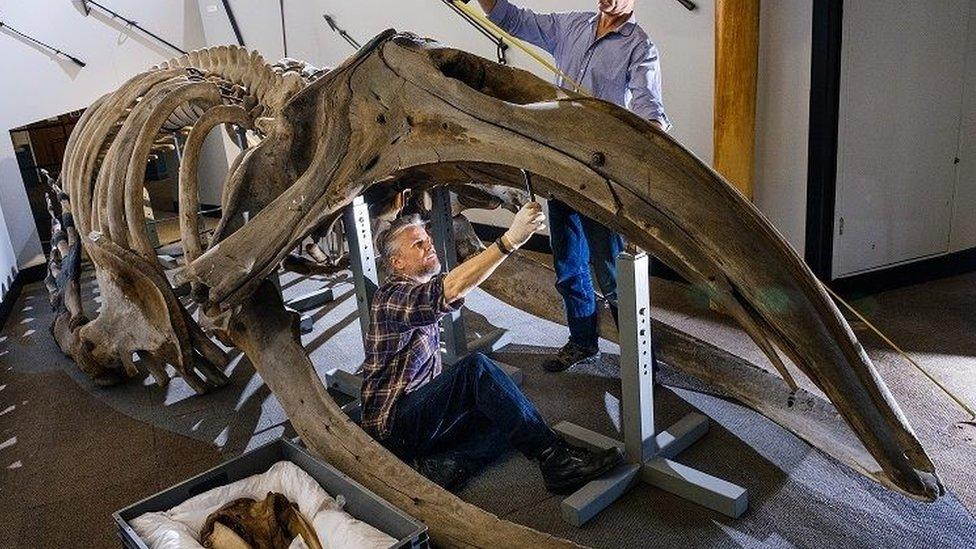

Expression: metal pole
xmin=617 ymin=252 xmax=657 ymax=462
xmin=323 ymin=15 xmax=362 ymax=50
xmin=78 ymin=0 xmax=187 ymax=54
xmin=220 ymin=0 xmax=246 ymax=47
xmin=279 ymin=0 xmax=288 ymax=57
xmin=0 ymin=21 xmax=86 ymax=67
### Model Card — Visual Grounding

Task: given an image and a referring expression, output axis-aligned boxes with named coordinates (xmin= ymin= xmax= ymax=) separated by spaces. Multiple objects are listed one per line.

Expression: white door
xmin=833 ymin=0 xmax=971 ymax=278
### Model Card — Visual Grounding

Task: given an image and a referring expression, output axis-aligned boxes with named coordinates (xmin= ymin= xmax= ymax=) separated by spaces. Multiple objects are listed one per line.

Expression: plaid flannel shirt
xmin=360 ymin=273 xmax=464 ymax=440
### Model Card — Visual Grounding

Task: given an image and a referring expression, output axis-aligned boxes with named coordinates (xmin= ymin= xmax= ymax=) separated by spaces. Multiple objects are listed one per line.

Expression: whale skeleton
xmin=44 ymin=31 xmax=941 ymax=548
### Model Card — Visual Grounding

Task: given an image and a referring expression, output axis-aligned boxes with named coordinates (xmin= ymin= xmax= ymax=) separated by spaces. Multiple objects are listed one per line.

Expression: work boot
xmin=537 ymin=438 xmax=623 ymax=494
xmin=415 ymin=455 xmax=471 ymax=494
xmin=543 ymin=341 xmax=599 ymax=372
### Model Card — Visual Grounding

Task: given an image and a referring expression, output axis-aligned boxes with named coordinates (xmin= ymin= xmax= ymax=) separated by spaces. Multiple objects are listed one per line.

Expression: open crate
xmin=113 ymin=437 xmax=429 ymax=548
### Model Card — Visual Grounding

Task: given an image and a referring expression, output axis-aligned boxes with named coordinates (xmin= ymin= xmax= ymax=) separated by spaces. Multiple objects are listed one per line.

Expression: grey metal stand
xmin=428 ymin=186 xmax=510 ymax=364
xmin=553 ymin=251 xmax=748 ymax=526
xmin=343 ymin=196 xmax=379 ymax=342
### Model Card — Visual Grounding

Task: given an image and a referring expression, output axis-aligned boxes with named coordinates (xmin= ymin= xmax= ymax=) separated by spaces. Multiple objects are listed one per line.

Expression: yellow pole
xmin=713 ymin=0 xmax=760 ymax=199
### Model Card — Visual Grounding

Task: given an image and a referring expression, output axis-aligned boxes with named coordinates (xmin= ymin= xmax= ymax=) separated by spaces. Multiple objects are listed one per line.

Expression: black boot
xmin=415 ymin=455 xmax=471 ymax=494
xmin=543 ymin=341 xmax=600 ymax=372
xmin=537 ymin=438 xmax=623 ymax=494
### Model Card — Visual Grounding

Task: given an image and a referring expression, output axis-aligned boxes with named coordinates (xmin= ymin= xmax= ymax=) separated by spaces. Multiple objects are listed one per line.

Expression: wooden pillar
xmin=714 ymin=0 xmax=761 ymax=199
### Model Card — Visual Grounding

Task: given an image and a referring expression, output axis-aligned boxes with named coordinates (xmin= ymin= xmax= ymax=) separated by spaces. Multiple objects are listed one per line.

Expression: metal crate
xmin=113 ymin=437 xmax=429 ymax=548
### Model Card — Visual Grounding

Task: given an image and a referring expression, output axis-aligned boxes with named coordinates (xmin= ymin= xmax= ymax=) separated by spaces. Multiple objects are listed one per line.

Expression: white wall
xmin=950 ymin=1 xmax=976 ymax=253
xmin=0 ymin=0 xmax=223 ymax=304
xmin=754 ymin=1 xmax=812 ymax=256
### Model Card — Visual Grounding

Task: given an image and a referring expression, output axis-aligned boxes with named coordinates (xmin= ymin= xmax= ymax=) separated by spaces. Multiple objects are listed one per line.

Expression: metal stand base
xmin=293 ymin=309 xmax=314 ymax=334
xmin=553 ymin=252 xmax=747 ymax=526
xmin=554 ymin=413 xmax=746 ymax=525
xmin=286 ymin=287 xmax=335 ymax=312
xmin=443 ymin=326 xmax=513 ymax=366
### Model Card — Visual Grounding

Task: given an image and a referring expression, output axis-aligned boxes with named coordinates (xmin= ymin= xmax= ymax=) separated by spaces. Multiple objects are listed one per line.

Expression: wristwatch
xmin=494 ymin=236 xmax=513 ymax=255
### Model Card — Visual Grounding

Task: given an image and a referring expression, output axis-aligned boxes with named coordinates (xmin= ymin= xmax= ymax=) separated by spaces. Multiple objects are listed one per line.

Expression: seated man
xmin=361 ymin=202 xmax=622 ymax=493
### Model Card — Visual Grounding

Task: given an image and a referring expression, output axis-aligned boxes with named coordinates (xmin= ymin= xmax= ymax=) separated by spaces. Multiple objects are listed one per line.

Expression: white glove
xmin=502 ymin=202 xmax=546 ymax=250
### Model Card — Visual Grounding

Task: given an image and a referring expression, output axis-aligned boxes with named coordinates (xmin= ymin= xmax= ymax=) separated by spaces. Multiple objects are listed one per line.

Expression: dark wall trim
xmin=804 ymin=0 xmax=844 ymax=281
xmin=0 ymin=263 xmax=47 ymax=330
xmin=832 ymin=247 xmax=976 ymax=297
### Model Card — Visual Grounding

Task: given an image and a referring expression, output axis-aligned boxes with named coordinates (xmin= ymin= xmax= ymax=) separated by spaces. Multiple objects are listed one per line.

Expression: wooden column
xmin=714 ymin=0 xmax=761 ymax=199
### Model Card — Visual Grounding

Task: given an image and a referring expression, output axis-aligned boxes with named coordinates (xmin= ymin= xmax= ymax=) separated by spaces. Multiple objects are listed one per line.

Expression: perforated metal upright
xmin=343 ymin=196 xmax=379 ymax=342
xmin=553 ymin=251 xmax=748 ymax=526
xmin=428 ymin=186 xmax=511 ymax=365
xmin=428 ymin=186 xmax=470 ymax=364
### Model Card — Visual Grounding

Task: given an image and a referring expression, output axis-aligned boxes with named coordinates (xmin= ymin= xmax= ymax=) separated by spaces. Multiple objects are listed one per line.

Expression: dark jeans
xmin=382 ymin=352 xmax=557 ymax=470
xmin=548 ymin=199 xmax=625 ymax=349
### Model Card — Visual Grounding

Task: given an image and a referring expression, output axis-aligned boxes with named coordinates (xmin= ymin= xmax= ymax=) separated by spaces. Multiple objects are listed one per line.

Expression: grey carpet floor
xmin=1 ymin=261 xmax=975 ymax=548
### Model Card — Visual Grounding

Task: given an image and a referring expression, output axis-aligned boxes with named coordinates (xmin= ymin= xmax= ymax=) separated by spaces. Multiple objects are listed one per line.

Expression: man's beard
xmin=418 ymin=257 xmax=441 ymax=278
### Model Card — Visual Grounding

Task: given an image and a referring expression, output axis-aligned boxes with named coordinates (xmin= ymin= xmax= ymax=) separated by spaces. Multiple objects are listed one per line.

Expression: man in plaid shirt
xmin=361 ymin=202 xmax=622 ymax=493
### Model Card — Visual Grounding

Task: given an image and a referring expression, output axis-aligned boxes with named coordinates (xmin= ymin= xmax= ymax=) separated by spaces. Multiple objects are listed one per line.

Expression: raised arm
xmin=443 ymin=202 xmax=545 ymax=302
xmin=478 ymin=0 xmax=561 ymax=54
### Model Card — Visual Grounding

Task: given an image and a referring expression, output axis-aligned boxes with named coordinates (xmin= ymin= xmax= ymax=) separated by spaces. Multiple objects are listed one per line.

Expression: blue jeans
xmin=548 ymin=199 xmax=625 ymax=349
xmin=383 ymin=353 xmax=557 ymax=469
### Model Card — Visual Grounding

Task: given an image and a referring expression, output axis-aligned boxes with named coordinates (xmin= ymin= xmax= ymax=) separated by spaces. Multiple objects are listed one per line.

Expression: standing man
xmin=475 ymin=0 xmax=671 ymax=372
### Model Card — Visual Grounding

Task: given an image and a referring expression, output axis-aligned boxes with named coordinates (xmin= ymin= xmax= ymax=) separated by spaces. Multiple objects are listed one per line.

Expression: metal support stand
xmin=429 ymin=186 xmax=510 ymax=364
xmin=343 ymin=196 xmax=379 ymax=342
xmin=553 ymin=251 xmax=748 ymax=526
xmin=234 ymin=126 xmax=248 ymax=151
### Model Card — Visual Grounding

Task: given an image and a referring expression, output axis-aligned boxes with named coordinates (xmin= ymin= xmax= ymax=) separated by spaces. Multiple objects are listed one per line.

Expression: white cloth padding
xmin=130 ymin=460 xmax=397 ymax=549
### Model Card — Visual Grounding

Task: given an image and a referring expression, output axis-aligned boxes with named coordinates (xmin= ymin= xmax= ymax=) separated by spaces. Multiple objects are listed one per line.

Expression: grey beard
xmin=421 ymin=261 xmax=442 ymax=278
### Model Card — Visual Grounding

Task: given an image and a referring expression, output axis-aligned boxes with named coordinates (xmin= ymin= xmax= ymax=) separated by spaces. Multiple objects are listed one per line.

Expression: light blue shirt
xmin=488 ymin=0 xmax=671 ymax=130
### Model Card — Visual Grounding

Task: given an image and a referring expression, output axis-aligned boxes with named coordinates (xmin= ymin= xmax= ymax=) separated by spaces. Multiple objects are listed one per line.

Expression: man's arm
xmin=443 ymin=202 xmax=545 ymax=302
xmin=627 ymin=40 xmax=672 ymax=132
xmin=477 ymin=0 xmax=561 ymax=54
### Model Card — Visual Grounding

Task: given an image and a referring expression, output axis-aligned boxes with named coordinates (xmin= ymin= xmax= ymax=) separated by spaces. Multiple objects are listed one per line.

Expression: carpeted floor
xmin=1 ymin=255 xmax=975 ymax=548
